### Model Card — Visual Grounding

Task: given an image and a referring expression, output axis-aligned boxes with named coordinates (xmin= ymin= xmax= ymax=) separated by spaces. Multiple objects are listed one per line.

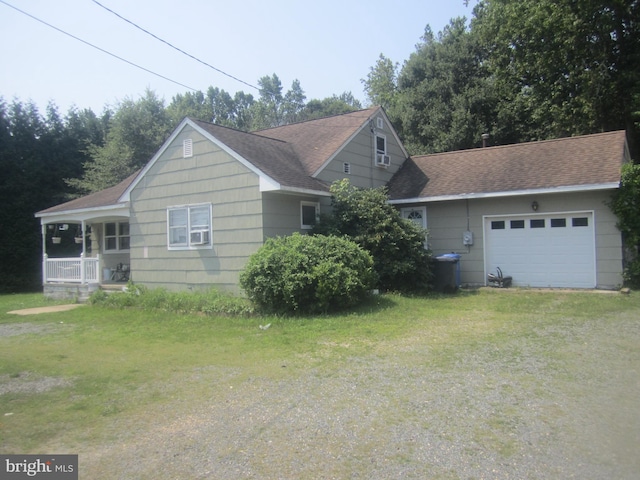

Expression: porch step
xmin=100 ymin=283 xmax=127 ymax=293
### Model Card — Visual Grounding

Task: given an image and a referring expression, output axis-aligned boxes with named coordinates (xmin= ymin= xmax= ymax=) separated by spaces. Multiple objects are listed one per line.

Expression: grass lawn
xmin=1 ymin=289 xmax=639 ymax=478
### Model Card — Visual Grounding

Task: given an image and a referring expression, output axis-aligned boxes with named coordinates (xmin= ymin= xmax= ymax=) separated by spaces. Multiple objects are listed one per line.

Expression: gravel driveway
xmin=69 ymin=305 xmax=640 ymax=480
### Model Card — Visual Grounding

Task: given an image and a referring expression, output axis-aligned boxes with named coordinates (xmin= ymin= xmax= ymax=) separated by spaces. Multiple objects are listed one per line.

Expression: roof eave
xmin=35 ymin=203 xmax=130 ymax=223
xmin=121 ymin=118 xmax=284 ymax=201
xmin=389 ymin=182 xmax=620 ymax=205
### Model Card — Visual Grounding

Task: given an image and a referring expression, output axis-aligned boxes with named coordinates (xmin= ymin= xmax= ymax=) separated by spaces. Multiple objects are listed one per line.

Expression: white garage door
xmin=484 ymin=212 xmax=596 ymax=288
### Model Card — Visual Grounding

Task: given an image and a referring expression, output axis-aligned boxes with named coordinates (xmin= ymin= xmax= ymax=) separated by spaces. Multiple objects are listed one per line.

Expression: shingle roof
xmin=387 ymin=131 xmax=627 ymax=200
xmin=254 ymin=107 xmax=380 ymax=175
xmin=190 ymin=120 xmax=329 ymax=192
xmin=36 ymin=170 xmax=139 ymax=215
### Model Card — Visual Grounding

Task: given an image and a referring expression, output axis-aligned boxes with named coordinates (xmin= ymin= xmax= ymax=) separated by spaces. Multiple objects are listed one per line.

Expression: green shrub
xmin=240 ymin=233 xmax=376 ymax=314
xmin=313 ymin=179 xmax=434 ymax=293
xmin=623 ymin=255 xmax=640 ymax=288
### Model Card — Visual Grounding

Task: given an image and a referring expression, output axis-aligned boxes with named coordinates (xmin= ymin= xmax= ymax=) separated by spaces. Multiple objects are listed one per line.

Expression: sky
xmin=0 ymin=0 xmax=475 ymax=115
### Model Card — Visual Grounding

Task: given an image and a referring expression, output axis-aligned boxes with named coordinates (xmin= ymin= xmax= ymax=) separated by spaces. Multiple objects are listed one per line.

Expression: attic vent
xmin=183 ymin=138 xmax=193 ymax=158
xmin=376 ymin=117 xmax=384 ymax=129
xmin=343 ymin=162 xmax=351 ymax=174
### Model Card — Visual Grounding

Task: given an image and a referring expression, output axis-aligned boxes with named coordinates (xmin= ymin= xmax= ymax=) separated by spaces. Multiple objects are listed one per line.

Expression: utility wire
xmin=91 ymin=0 xmax=260 ymax=92
xmin=0 ymin=0 xmax=197 ymax=92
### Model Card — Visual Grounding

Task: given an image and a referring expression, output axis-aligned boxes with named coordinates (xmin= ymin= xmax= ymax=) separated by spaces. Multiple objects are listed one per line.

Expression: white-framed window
xmin=376 ymin=117 xmax=384 ymax=129
xmin=183 ymin=138 xmax=193 ymax=158
xmin=104 ymin=222 xmax=130 ymax=252
xmin=402 ymin=206 xmax=428 ymax=248
xmin=300 ymin=201 xmax=319 ymax=230
xmin=167 ymin=203 xmax=212 ymax=249
xmin=376 ymin=134 xmax=387 ymax=155
xmin=375 ymin=133 xmax=390 ymax=167
xmin=401 ymin=206 xmax=427 ymax=229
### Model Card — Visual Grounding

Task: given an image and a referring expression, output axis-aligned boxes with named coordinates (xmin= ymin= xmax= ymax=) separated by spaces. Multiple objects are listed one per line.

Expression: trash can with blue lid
xmin=434 ymin=253 xmax=461 ymax=292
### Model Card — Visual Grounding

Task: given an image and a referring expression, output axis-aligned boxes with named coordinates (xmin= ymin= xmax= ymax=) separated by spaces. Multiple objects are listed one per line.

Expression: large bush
xmin=610 ymin=163 xmax=640 ymax=287
xmin=313 ymin=179 xmax=433 ymax=293
xmin=240 ymin=233 xmax=376 ymax=314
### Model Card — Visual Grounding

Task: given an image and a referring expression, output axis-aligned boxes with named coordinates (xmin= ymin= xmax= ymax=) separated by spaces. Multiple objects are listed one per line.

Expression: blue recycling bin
xmin=434 ymin=253 xmax=461 ymax=292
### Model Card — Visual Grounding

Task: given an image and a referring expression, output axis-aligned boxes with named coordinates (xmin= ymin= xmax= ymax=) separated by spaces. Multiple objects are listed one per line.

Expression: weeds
xmin=88 ymin=282 xmax=254 ymax=316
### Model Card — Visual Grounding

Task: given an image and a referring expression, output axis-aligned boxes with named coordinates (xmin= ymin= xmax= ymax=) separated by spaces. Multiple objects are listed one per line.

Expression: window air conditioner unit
xmin=190 ymin=230 xmax=210 ymax=245
xmin=376 ymin=154 xmax=391 ymax=167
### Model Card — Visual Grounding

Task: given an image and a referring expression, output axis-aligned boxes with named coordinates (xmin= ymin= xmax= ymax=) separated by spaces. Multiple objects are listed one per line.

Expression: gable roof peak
xmin=254 ymin=106 xmax=382 ymax=134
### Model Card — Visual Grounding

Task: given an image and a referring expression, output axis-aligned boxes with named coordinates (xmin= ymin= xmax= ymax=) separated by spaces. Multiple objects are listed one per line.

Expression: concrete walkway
xmin=7 ymin=304 xmax=84 ymax=316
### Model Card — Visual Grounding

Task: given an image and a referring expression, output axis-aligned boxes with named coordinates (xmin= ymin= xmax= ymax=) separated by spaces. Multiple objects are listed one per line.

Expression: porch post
xmin=43 ymin=253 xmax=48 ymax=285
xmin=80 ymin=252 xmax=86 ymax=284
xmin=41 ymin=223 xmax=47 ymax=285
xmin=81 ymin=220 xmax=86 ymax=256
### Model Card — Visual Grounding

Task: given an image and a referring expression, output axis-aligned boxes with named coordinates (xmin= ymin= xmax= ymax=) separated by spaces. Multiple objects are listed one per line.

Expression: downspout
xmin=369 ymin=120 xmax=375 ymax=188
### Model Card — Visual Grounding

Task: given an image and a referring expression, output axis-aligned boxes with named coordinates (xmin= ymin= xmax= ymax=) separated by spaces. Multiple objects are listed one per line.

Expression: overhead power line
xmin=91 ymin=0 xmax=260 ymax=92
xmin=0 ymin=0 xmax=197 ymax=92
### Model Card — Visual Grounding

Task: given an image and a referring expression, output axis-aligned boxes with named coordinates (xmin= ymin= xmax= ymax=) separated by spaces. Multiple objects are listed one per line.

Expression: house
xmin=35 ymin=107 xmax=629 ymax=300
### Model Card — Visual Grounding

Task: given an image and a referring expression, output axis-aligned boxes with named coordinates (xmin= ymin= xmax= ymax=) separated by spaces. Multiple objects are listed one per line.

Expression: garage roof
xmin=388 ymin=130 xmax=628 ymax=202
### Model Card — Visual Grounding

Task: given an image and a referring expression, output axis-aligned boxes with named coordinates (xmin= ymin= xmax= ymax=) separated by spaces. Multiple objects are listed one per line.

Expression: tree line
xmin=1 ymin=0 xmax=638 ymax=292
xmin=363 ymin=0 xmax=639 ymax=156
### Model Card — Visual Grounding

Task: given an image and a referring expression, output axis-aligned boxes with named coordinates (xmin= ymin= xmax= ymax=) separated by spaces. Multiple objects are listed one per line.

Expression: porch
xmin=44 ymin=255 xmax=130 ymax=283
xmin=42 ymin=255 xmax=130 ymax=302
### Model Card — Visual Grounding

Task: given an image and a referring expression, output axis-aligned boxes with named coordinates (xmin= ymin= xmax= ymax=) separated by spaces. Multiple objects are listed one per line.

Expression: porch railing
xmin=44 ymin=254 xmax=100 ymax=284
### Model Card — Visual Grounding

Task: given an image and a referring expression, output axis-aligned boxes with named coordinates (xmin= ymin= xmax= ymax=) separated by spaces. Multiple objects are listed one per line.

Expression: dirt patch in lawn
xmin=0 ymin=372 xmax=72 ymax=396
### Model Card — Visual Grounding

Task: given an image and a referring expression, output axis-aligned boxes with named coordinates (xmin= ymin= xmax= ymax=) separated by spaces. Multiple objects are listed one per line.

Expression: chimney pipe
xmin=482 ymin=133 xmax=490 ymax=148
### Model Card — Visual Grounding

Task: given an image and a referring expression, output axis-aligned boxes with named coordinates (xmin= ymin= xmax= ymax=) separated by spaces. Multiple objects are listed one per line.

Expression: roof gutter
xmin=388 ymin=182 xmax=620 ymax=205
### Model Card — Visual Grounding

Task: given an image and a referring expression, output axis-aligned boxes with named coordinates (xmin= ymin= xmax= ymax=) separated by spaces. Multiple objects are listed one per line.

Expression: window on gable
xmin=104 ymin=222 xmax=130 ymax=252
xmin=301 ymin=201 xmax=319 ymax=229
xmin=376 ymin=134 xmax=387 ymax=154
xmin=167 ymin=203 xmax=212 ymax=249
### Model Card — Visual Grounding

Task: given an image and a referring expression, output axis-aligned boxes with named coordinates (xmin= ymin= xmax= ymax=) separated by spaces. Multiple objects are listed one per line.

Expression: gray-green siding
xmin=416 ymin=190 xmax=623 ymax=289
xmin=129 ymin=125 xmax=264 ymax=293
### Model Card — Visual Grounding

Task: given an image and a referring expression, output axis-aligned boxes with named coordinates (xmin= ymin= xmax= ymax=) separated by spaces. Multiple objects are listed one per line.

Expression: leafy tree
xmin=362 ymin=54 xmax=399 ymax=112
xmin=473 ymin=0 xmax=640 ymax=152
xmin=300 ymin=93 xmax=362 ymax=121
xmin=251 ymin=73 xmax=285 ymax=129
xmin=69 ymin=89 xmax=172 ymax=194
xmin=313 ymin=179 xmax=433 ymax=293
xmin=282 ymin=79 xmax=307 ymax=124
xmin=393 ymin=19 xmax=496 ymax=154
xmin=251 ymin=74 xmax=310 ymax=129
xmin=167 ymin=87 xmax=256 ymax=129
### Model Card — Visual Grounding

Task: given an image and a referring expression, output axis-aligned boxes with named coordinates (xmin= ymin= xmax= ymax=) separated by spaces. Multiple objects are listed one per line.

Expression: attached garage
xmin=484 ymin=212 xmax=596 ymax=288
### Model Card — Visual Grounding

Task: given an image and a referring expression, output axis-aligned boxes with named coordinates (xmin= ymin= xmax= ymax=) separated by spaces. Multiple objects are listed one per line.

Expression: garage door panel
xmin=485 ymin=212 xmax=595 ymax=288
